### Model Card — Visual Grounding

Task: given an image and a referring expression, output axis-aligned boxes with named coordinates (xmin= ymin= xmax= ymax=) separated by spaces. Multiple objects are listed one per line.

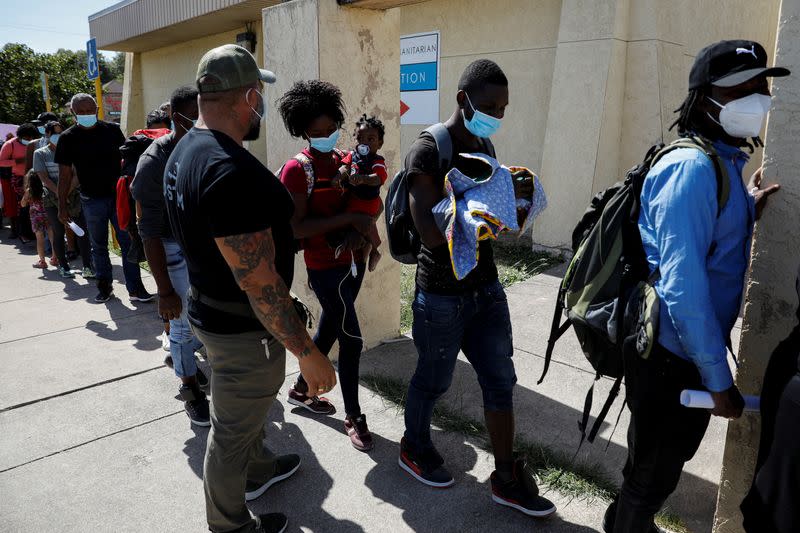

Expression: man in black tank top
xmin=399 ymin=59 xmax=557 ymax=520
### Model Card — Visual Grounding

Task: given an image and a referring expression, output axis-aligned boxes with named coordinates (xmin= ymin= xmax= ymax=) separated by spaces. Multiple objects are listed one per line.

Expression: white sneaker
xmin=161 ymin=332 xmax=170 ymax=352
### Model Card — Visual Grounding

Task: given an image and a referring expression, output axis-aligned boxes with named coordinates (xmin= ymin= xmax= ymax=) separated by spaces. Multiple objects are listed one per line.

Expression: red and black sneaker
xmin=345 ymin=414 xmax=374 ymax=452
xmin=398 ymin=437 xmax=455 ymax=488
xmin=491 ymin=458 xmax=556 ymax=518
xmin=287 ymin=387 xmax=336 ymax=415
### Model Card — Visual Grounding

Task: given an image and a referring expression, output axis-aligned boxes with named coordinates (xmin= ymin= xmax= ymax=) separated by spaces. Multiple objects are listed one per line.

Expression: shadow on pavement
xmin=180 ymin=400 xmax=365 ymax=532
xmin=360 ymin=341 xmax=720 ymax=533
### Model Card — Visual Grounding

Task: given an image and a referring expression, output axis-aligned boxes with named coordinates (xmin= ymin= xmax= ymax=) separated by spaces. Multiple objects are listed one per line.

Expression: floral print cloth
xmin=432 ymin=153 xmax=547 ymax=280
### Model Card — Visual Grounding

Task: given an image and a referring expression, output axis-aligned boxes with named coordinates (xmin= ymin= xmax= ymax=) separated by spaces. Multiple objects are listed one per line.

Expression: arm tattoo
xmin=218 ymin=229 xmax=315 ymax=358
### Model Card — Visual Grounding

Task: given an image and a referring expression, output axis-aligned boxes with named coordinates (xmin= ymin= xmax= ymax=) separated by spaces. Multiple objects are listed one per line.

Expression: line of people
xmin=3 ymin=36 xmax=795 ymax=533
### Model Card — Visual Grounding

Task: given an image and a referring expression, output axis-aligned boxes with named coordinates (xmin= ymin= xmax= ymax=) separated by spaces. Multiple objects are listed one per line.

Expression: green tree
xmin=0 ymin=43 xmax=44 ymax=124
xmin=0 ymin=43 xmax=94 ymax=124
xmin=106 ymin=52 xmax=126 ymax=83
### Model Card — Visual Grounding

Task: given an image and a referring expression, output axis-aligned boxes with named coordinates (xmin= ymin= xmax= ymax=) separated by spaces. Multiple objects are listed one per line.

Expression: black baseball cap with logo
xmin=32 ymin=112 xmax=58 ymax=126
xmin=689 ymin=40 xmax=790 ymax=90
xmin=196 ymin=44 xmax=276 ymax=93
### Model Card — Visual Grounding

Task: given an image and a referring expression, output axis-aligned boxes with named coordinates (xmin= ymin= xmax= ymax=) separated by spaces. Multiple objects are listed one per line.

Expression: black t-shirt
xmin=54 ymin=121 xmax=125 ymax=198
xmin=164 ymin=128 xmax=295 ymax=334
xmin=404 ymin=129 xmax=499 ymax=295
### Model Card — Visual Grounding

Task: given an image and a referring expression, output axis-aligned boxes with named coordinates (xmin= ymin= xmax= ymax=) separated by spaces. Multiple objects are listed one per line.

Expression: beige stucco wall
xmin=130 ymin=23 xmax=268 ymax=164
xmin=399 ymin=0 xmax=781 ymax=249
xmin=713 ymin=1 xmax=800 ymax=531
xmin=399 ymin=0 xmax=561 ymax=186
xmin=264 ymin=0 xmax=402 ymax=353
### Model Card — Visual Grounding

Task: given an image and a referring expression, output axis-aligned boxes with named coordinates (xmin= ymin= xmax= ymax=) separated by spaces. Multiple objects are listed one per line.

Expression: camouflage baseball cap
xmin=196 ymin=44 xmax=276 ymax=93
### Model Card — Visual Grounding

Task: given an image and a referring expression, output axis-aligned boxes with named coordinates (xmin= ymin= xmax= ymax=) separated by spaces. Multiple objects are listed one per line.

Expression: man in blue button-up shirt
xmin=605 ymin=40 xmax=788 ymax=533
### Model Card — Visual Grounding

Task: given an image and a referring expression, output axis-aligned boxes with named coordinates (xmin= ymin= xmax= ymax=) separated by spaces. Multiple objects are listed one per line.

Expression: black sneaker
xmin=491 ymin=458 xmax=556 ymax=518
xmin=398 ymin=437 xmax=454 ymax=488
xmin=164 ymin=354 xmax=174 ymax=368
xmin=602 ymin=500 xmax=664 ymax=533
xmin=245 ymin=454 xmax=301 ymax=501
xmin=94 ymin=285 xmax=113 ymax=303
xmin=129 ymin=289 xmax=154 ymax=302
xmin=255 ymin=513 xmax=288 ymax=533
xmin=179 ymin=385 xmax=211 ymax=427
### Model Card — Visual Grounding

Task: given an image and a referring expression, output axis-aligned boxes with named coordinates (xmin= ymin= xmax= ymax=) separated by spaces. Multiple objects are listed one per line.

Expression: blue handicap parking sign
xmin=86 ymin=38 xmax=99 ymax=80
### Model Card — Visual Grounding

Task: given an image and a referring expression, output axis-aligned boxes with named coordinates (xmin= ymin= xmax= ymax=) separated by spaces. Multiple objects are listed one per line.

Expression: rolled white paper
xmin=68 ymin=221 xmax=85 ymax=237
xmin=680 ymin=389 xmax=760 ymax=412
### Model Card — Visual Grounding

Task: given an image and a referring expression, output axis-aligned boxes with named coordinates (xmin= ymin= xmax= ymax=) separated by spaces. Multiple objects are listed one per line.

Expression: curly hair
xmin=25 ymin=170 xmax=44 ymax=201
xmin=44 ymin=121 xmax=63 ymax=135
xmin=146 ymin=109 xmax=170 ymax=128
xmin=354 ymin=114 xmax=384 ymax=141
xmin=277 ymin=80 xmax=345 ymax=138
xmin=16 ymin=122 xmax=39 ymax=139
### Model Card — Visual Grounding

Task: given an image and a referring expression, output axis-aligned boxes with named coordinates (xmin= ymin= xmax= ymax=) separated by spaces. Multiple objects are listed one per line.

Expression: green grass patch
xmin=399 ymin=244 xmax=561 ymax=332
xmin=361 ymin=373 xmax=689 ymax=532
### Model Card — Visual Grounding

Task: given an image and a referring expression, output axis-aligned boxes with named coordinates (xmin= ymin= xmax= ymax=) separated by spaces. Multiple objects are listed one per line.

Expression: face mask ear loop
xmin=246 ymin=88 xmax=262 ymax=120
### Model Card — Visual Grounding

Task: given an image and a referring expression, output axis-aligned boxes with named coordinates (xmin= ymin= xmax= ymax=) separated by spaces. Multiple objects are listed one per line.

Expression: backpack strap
xmin=293 ymin=153 xmax=316 ymax=199
xmin=424 ymin=123 xmax=453 ymax=172
xmin=653 ymin=135 xmax=730 ymax=216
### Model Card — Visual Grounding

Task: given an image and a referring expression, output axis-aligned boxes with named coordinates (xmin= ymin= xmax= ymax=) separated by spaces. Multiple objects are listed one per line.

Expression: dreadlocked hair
xmin=354 ymin=114 xmax=385 ymax=140
xmin=670 ymin=88 xmax=760 ymax=152
xmin=669 ymin=89 xmax=702 ymax=136
xmin=277 ymin=80 xmax=346 ymax=138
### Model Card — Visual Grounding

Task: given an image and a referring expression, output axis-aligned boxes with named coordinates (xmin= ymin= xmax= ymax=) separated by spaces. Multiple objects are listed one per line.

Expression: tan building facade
xmin=90 ymin=3 xmax=798 ymax=530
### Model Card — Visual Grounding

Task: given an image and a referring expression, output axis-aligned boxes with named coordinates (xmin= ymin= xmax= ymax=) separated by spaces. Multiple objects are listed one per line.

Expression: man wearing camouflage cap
xmin=164 ymin=44 xmax=336 ymax=533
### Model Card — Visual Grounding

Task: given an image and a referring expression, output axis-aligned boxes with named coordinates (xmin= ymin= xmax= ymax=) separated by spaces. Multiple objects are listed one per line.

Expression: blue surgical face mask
xmin=49 ymin=133 xmax=60 ymax=145
xmin=37 ymin=126 xmax=46 ymax=135
xmin=76 ymin=114 xmax=98 ymax=128
xmin=462 ymin=93 xmax=502 ymax=138
xmin=308 ymin=129 xmax=340 ymax=153
xmin=19 ymin=139 xmax=30 ymax=146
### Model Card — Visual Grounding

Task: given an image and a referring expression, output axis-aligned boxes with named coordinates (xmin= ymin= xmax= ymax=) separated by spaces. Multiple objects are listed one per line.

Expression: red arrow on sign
xmin=400 ymin=100 xmax=410 ymax=117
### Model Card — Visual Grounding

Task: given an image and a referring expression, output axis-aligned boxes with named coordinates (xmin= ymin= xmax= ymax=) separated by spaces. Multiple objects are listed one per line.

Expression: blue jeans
xmin=296 ymin=263 xmax=366 ymax=417
xmin=404 ymin=279 xmax=516 ymax=450
xmin=81 ymin=195 xmax=143 ymax=293
xmin=164 ymin=239 xmax=202 ymax=378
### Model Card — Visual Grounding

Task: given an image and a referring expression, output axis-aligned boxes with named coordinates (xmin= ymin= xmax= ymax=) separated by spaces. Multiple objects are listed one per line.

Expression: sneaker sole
xmin=188 ymin=417 xmax=211 ymax=428
xmin=287 ymin=396 xmax=335 ymax=415
xmin=130 ymin=296 xmax=154 ymax=302
xmin=397 ymin=456 xmax=455 ymax=488
xmin=245 ymin=458 xmax=302 ymax=501
xmin=491 ymin=494 xmax=557 ymax=518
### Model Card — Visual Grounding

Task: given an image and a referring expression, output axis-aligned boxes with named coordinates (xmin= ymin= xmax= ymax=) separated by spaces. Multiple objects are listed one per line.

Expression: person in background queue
xmin=164 ymin=45 xmax=336 ymax=533
xmin=33 ymin=120 xmax=92 ymax=279
xmin=132 ymin=86 xmax=209 ymax=426
xmin=55 ymin=93 xmax=153 ymax=304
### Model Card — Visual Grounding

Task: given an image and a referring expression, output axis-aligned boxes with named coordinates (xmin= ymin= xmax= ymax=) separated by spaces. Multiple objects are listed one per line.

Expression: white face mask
xmin=706 ymin=93 xmax=771 ymax=139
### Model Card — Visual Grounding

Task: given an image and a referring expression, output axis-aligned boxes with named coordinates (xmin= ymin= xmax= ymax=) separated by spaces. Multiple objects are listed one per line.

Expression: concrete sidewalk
xmin=0 ymin=233 xmax=732 ymax=532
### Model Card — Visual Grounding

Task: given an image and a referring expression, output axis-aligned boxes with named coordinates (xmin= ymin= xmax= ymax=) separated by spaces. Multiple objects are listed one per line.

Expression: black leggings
xmin=45 ymin=205 xmax=91 ymax=269
xmin=295 ymin=263 xmax=366 ymax=417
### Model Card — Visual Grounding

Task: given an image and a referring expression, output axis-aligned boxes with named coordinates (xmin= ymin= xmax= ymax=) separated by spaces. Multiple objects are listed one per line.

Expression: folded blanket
xmin=432 ymin=153 xmax=547 ymax=280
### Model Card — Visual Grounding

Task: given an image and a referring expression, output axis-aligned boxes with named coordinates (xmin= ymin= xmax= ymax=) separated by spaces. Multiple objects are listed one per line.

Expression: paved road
xmin=0 ymin=235 xmax=731 ymax=532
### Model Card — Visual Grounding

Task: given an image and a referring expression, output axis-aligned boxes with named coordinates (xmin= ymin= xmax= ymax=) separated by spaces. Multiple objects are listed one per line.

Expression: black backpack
xmin=540 ymin=135 xmax=731 ymax=447
xmin=385 ymin=124 xmax=453 ymax=264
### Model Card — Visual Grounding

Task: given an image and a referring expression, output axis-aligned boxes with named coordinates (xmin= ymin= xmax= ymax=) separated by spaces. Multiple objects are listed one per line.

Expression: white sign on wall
xmin=400 ymin=31 xmax=440 ymax=125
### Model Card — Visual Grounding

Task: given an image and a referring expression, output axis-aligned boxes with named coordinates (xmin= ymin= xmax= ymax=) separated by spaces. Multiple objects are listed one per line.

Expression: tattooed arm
xmin=215 ymin=228 xmax=336 ymax=392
